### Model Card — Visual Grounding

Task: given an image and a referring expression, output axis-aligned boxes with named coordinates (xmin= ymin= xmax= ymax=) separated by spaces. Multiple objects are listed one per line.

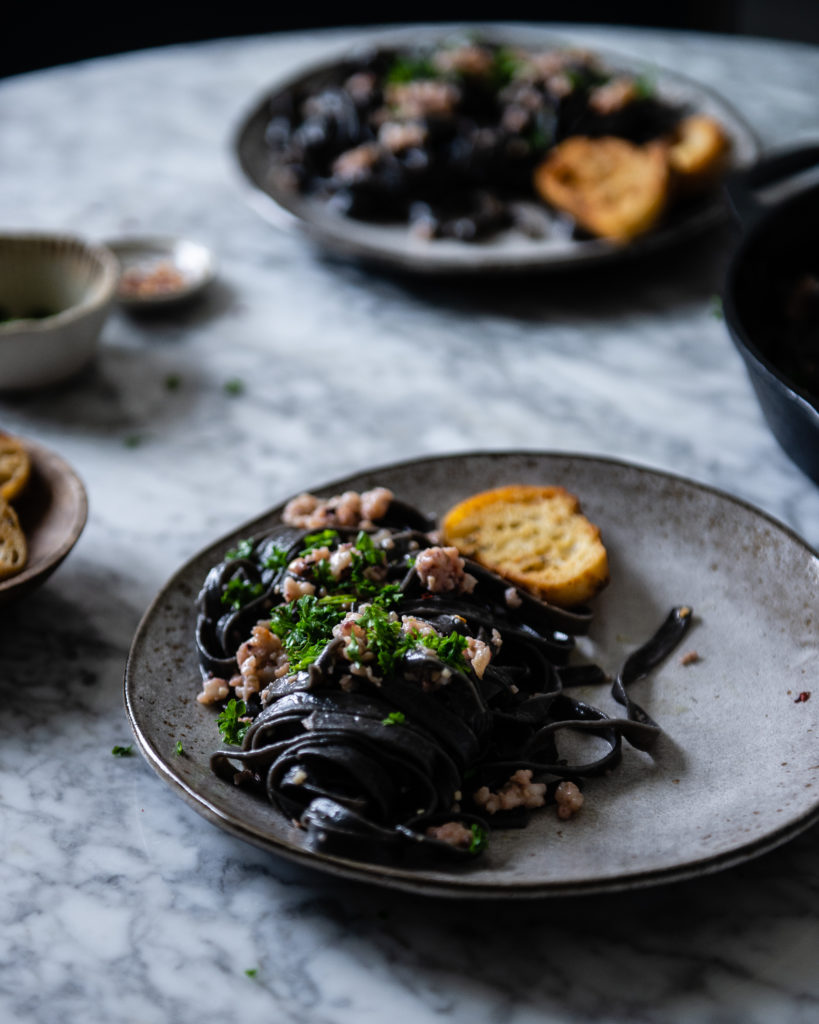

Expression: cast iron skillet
xmin=723 ymin=144 xmax=819 ymax=485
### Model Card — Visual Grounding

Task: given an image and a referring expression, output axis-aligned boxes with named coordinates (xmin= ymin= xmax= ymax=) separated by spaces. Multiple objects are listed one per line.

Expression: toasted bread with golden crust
xmin=533 ymin=136 xmax=669 ymax=242
xmin=441 ymin=484 xmax=609 ymax=607
xmin=667 ymin=114 xmax=730 ymax=190
xmin=0 ymin=433 xmax=31 ymax=503
xmin=0 ymin=499 xmax=27 ymax=579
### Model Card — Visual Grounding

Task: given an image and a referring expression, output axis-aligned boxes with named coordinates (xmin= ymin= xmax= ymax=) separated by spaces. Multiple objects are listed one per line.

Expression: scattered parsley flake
xmin=469 ymin=823 xmax=489 ymax=855
xmin=382 ymin=711 xmax=406 ymax=726
xmin=711 ymin=295 xmax=724 ymax=319
xmin=245 ymin=968 xmax=258 ymax=978
xmin=112 ymin=744 xmax=133 ymax=757
xmin=217 ymin=699 xmax=250 ymax=745
xmin=300 ymin=529 xmax=339 ymax=553
xmin=386 ymin=54 xmax=438 ymax=84
xmin=270 ymin=594 xmax=346 ymax=671
xmin=262 ymin=545 xmax=289 ymax=570
xmin=123 ymin=434 xmax=143 ymax=448
xmin=226 ymin=538 xmax=254 ymax=560
xmin=221 ymin=575 xmax=264 ymax=611
xmin=175 ymin=740 xmax=185 ymax=756
xmin=224 ymin=378 xmax=245 ymax=396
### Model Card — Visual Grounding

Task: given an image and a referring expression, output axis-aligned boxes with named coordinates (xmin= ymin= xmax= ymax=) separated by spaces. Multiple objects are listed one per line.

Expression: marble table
xmin=1 ymin=22 xmax=818 ymax=1024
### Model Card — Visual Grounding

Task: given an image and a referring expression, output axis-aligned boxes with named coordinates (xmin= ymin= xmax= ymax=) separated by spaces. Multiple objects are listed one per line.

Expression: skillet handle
xmin=725 ymin=143 xmax=819 ymax=229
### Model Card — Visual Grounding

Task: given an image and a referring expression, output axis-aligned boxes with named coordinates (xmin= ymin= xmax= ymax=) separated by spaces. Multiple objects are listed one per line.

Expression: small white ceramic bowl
xmin=0 ymin=233 xmax=119 ymax=391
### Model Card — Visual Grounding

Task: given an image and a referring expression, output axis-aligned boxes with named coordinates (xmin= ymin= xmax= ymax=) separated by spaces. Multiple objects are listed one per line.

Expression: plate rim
xmin=231 ymin=23 xmax=763 ymax=274
xmin=124 ymin=449 xmax=819 ymax=898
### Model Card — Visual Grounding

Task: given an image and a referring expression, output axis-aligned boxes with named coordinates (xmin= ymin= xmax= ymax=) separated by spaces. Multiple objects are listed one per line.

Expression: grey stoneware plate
xmin=233 ymin=24 xmax=761 ymax=274
xmin=0 ymin=436 xmax=88 ymax=604
xmin=124 ymin=451 xmax=819 ymax=898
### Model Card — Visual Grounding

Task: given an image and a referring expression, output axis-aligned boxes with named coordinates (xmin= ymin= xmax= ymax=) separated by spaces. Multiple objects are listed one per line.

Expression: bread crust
xmin=0 ymin=499 xmax=27 ymax=579
xmin=441 ymin=484 xmax=609 ymax=608
xmin=533 ymin=136 xmax=670 ymax=242
xmin=0 ymin=433 xmax=31 ymax=502
xmin=667 ymin=114 xmax=730 ymax=190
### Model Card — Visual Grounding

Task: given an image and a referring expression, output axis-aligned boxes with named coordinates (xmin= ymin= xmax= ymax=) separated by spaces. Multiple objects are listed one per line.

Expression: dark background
xmin=3 ymin=1 xmax=817 ymax=79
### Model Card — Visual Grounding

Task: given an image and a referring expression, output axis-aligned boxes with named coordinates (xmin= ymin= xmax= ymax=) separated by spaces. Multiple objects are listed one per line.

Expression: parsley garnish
xmin=217 ymin=699 xmax=250 ymax=745
xmin=224 ymin=378 xmax=244 ymax=396
xmin=468 ymin=823 xmax=488 ymax=855
xmin=711 ymin=294 xmax=724 ymax=320
xmin=221 ymin=575 xmax=264 ymax=611
xmin=406 ymin=627 xmax=470 ymax=674
xmin=175 ymin=740 xmax=185 ymax=756
xmin=386 ymin=54 xmax=438 ymax=84
xmin=269 ymin=595 xmax=346 ymax=671
xmin=226 ymin=538 xmax=254 ymax=560
xmin=262 ymin=545 xmax=289 ymax=571
xmin=491 ymin=46 xmax=523 ymax=87
xmin=300 ymin=529 xmax=339 ymax=554
xmin=245 ymin=968 xmax=258 ymax=978
xmin=112 ymin=744 xmax=133 ymax=757
xmin=633 ymin=71 xmax=656 ymax=99
xmin=382 ymin=711 xmax=406 ymax=726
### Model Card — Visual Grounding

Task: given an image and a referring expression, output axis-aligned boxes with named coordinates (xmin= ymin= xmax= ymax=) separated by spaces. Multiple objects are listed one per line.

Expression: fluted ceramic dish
xmin=0 ymin=436 xmax=88 ymax=603
xmin=0 ymin=233 xmax=118 ymax=390
xmin=233 ymin=24 xmax=761 ymax=274
xmin=124 ymin=451 xmax=819 ymax=899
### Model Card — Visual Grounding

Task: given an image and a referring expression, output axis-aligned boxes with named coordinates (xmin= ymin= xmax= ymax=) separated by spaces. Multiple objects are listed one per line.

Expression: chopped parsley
xmin=269 ymin=594 xmax=346 ymax=672
xmin=245 ymin=968 xmax=258 ymax=979
xmin=405 ymin=626 xmax=470 ymax=674
xmin=221 ymin=575 xmax=264 ymax=611
xmin=226 ymin=538 xmax=254 ymax=560
xmin=468 ymin=823 xmax=489 ymax=855
xmin=491 ymin=46 xmax=523 ymax=88
xmin=123 ymin=434 xmax=143 ymax=449
xmin=217 ymin=699 xmax=250 ymax=745
xmin=382 ymin=711 xmax=406 ymax=726
xmin=111 ymin=744 xmax=133 ymax=757
xmin=175 ymin=740 xmax=185 ymax=756
xmin=633 ymin=71 xmax=656 ymax=99
xmin=386 ymin=54 xmax=438 ymax=84
xmin=300 ymin=529 xmax=339 ymax=554
xmin=224 ymin=378 xmax=245 ymax=396
xmin=711 ymin=294 xmax=724 ymax=320
xmin=262 ymin=545 xmax=289 ymax=571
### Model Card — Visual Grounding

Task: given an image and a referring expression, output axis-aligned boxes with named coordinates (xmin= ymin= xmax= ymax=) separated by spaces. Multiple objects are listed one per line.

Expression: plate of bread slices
xmin=0 ymin=432 xmax=87 ymax=603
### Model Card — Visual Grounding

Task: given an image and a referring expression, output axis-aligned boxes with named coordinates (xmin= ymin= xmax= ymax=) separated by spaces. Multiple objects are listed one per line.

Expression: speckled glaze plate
xmin=233 ymin=24 xmax=761 ymax=274
xmin=125 ymin=452 xmax=819 ymax=898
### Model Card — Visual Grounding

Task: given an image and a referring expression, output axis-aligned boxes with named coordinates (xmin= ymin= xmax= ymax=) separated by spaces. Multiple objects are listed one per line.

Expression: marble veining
xmin=1 ymin=22 xmax=818 ymax=1024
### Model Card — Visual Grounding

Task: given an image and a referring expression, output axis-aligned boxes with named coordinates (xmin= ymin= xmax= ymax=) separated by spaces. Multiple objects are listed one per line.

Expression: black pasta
xmin=196 ymin=493 xmax=692 ymax=864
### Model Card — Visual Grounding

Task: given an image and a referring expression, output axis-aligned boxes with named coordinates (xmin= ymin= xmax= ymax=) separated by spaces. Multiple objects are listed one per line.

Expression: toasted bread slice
xmin=533 ymin=136 xmax=669 ymax=242
xmin=441 ymin=484 xmax=609 ymax=607
xmin=667 ymin=114 xmax=730 ymax=190
xmin=0 ymin=499 xmax=27 ymax=579
xmin=0 ymin=433 xmax=31 ymax=502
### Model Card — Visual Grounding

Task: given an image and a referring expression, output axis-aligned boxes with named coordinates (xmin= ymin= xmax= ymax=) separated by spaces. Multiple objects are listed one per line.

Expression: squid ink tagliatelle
xmin=194 ymin=489 xmax=691 ymax=865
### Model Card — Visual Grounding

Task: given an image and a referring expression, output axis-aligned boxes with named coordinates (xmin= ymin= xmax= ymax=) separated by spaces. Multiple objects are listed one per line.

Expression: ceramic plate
xmin=0 ymin=436 xmax=88 ymax=603
xmin=124 ymin=451 xmax=819 ymax=898
xmin=233 ymin=25 xmax=761 ymax=274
